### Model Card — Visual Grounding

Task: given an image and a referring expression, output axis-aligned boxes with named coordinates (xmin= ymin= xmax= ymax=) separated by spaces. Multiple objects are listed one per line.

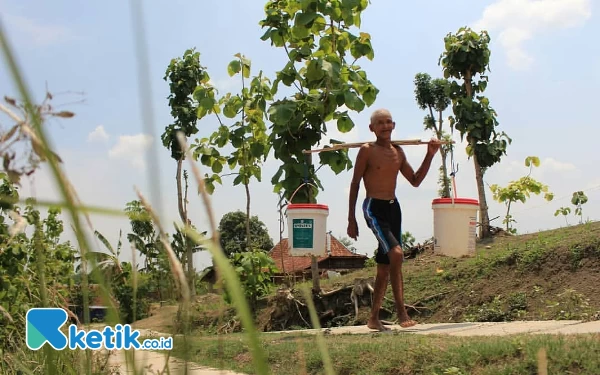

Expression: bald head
xmin=370 ymin=108 xmax=393 ymax=124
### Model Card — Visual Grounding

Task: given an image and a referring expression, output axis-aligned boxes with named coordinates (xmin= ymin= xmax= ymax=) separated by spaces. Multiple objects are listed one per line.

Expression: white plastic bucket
xmin=286 ymin=203 xmax=329 ymax=257
xmin=431 ymin=198 xmax=479 ymax=258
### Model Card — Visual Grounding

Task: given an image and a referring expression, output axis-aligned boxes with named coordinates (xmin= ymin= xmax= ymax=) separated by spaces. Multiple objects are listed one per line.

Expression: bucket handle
xmin=284 ymin=182 xmax=319 ymax=215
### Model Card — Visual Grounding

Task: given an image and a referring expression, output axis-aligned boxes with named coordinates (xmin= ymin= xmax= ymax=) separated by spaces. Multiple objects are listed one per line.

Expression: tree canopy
xmin=218 ymin=211 xmax=274 ymax=256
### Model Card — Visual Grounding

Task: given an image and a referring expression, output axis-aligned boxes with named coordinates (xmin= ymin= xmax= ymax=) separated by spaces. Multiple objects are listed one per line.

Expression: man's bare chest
xmin=367 ymin=147 xmax=402 ymax=172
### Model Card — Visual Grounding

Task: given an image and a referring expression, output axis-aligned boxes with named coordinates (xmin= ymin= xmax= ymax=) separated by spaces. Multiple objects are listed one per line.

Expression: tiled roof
xmin=268 ymin=234 xmax=367 ymax=274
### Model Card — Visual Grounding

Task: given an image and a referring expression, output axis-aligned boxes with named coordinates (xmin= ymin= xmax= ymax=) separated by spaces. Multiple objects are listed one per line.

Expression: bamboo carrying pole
xmin=302 ymin=139 xmax=454 ymax=154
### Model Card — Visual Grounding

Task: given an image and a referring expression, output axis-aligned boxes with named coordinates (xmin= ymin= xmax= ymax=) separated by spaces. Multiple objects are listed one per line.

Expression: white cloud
xmin=473 ymin=0 xmax=592 ymax=70
xmin=2 ymin=13 xmax=78 ymax=46
xmin=541 ymin=157 xmax=577 ymax=172
xmin=108 ymin=134 xmax=153 ymax=171
xmin=87 ymin=125 xmax=110 ymax=143
xmin=208 ymin=77 xmax=239 ymax=95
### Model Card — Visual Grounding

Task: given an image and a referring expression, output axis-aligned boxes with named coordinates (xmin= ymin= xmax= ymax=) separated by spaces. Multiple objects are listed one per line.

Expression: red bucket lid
xmin=287 ymin=203 xmax=329 ymax=210
xmin=432 ymin=198 xmax=479 ymax=206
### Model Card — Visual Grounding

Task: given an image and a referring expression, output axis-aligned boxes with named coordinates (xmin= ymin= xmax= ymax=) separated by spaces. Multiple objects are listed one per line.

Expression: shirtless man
xmin=347 ymin=108 xmax=440 ymax=331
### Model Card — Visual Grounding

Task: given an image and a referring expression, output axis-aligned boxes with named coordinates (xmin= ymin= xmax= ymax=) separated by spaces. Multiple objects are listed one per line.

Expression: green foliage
xmin=439 ymin=26 xmax=511 ymax=238
xmin=113 ymin=267 xmax=151 ymax=324
xmin=490 ymin=156 xmax=554 ymax=234
xmin=162 ymin=49 xmax=212 ymax=297
xmin=0 ymin=174 xmax=77 ymax=352
xmin=440 ymin=27 xmax=511 ymax=168
xmin=571 ymin=191 xmax=588 ymax=223
xmin=162 ymin=48 xmax=211 ymax=161
xmin=554 ymin=206 xmax=571 ymax=225
xmin=171 ymin=222 xmax=206 ymax=264
xmin=414 ymin=73 xmax=451 ymax=114
xmin=465 ymin=292 xmax=528 ymax=322
xmin=75 ymin=233 xmax=151 ymax=324
xmin=192 ymin=53 xmax=273 ymax=196
xmin=124 ymin=199 xmax=160 ymax=270
xmin=545 ymin=288 xmax=592 ymax=320
xmin=436 ymin=132 xmax=454 ymax=197
xmin=223 ymin=250 xmax=278 ymax=310
xmin=218 ymin=211 xmax=274 ymax=256
xmin=364 ymin=257 xmax=376 ymax=267
xmin=414 ymin=73 xmax=453 ymax=198
xmin=554 ymin=191 xmax=589 ymax=226
xmin=259 ymin=0 xmax=379 ymax=203
xmin=124 ymin=199 xmax=198 ymax=301
xmin=402 ymin=231 xmax=416 ymax=252
xmin=75 ymin=229 xmax=124 ymax=282
xmin=190 ymin=53 xmax=274 ymax=254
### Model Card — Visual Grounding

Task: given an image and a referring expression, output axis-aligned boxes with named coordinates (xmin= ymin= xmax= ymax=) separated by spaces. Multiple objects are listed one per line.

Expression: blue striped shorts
xmin=362 ymin=197 xmax=402 ymax=264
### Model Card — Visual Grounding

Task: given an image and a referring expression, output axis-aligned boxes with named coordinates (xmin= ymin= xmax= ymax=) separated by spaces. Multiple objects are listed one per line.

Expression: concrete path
xmin=106 ymin=349 xmax=246 ymax=374
xmin=105 ymin=321 xmax=599 ymax=374
xmin=267 ymin=319 xmax=600 ymax=337
xmin=105 ymin=328 xmax=245 ymax=375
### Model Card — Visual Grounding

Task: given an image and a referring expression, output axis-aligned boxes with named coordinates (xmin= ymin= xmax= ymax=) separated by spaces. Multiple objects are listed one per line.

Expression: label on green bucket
xmin=292 ymin=219 xmax=314 ymax=248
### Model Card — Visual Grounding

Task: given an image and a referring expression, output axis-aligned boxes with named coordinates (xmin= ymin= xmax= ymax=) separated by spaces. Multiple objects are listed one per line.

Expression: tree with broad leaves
xmin=571 ymin=191 xmax=588 ymax=224
xmin=124 ymin=199 xmax=199 ymax=300
xmin=162 ymin=48 xmax=212 ymax=296
xmin=75 ymin=229 xmax=124 ymax=285
xmin=124 ymin=199 xmax=158 ymax=271
xmin=439 ymin=27 xmax=512 ymax=239
xmin=490 ymin=156 xmax=554 ymax=234
xmin=192 ymin=53 xmax=273 ymax=253
xmin=218 ymin=210 xmax=274 ymax=257
xmin=259 ymin=0 xmax=379 ymax=203
xmin=414 ymin=73 xmax=453 ymax=198
xmin=554 ymin=206 xmax=571 ymax=225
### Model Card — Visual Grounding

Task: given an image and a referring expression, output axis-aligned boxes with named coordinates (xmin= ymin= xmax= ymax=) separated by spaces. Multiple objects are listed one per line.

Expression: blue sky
xmin=1 ymin=0 xmax=598 ymax=271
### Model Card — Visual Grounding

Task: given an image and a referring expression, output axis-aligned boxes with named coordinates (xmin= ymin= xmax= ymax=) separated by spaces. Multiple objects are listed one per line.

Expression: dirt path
xmin=107 ymin=329 xmax=244 ymax=375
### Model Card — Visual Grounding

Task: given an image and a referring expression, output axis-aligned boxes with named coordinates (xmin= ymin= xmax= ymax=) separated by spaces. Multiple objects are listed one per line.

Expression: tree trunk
xmin=176 ymin=158 xmax=195 ymax=297
xmin=440 ymin=149 xmax=451 ymax=198
xmin=438 ymin=110 xmax=451 ymax=198
xmin=245 ymin=182 xmax=251 ymax=252
xmin=464 ymin=69 xmax=489 ymax=239
xmin=473 ymin=151 xmax=490 ymax=239
xmin=176 ymin=159 xmax=186 ymax=223
xmin=505 ymin=200 xmax=512 ymax=232
xmin=186 ymin=241 xmax=194 ymax=297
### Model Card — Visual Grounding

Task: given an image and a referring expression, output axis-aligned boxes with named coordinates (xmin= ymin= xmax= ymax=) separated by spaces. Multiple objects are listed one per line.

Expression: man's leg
xmin=388 ymin=245 xmax=416 ymax=327
xmin=367 ymin=263 xmax=389 ymax=331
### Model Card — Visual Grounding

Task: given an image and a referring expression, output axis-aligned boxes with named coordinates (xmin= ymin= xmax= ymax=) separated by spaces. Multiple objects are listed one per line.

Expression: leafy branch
xmin=191 ymin=53 xmax=273 ymax=253
xmin=490 ymin=156 xmax=554 ymax=234
xmin=414 ymin=73 xmax=452 ymax=197
xmin=259 ymin=0 xmax=379 ymax=203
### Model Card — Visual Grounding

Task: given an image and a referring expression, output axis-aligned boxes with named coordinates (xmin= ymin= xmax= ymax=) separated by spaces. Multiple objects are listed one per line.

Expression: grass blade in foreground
xmin=179 ymin=133 xmax=269 ymax=375
xmin=0 ymin=21 xmax=103 ymax=375
xmin=184 ymin=223 xmax=270 ymax=375
xmin=300 ymin=286 xmax=335 ymax=375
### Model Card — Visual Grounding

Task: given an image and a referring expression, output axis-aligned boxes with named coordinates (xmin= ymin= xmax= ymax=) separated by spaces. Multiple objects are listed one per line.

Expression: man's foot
xmin=367 ymin=318 xmax=391 ymax=332
xmin=399 ymin=318 xmax=417 ymax=328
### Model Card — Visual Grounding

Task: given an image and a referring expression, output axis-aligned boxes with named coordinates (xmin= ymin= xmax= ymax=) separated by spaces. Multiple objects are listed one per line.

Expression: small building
xmin=268 ymin=233 xmax=368 ymax=283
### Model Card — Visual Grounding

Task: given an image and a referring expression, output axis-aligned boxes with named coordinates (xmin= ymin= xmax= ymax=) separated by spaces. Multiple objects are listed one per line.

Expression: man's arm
xmin=348 ymin=145 xmax=369 ymax=221
xmin=398 ymin=146 xmax=436 ymax=187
